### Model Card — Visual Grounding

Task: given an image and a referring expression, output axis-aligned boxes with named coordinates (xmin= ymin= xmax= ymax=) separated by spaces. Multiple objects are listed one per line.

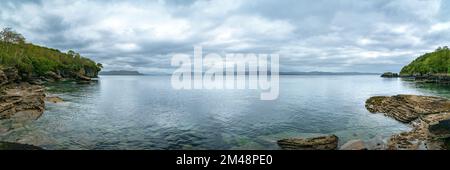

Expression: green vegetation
xmin=400 ymin=46 xmax=450 ymax=76
xmin=0 ymin=27 xmax=102 ymax=79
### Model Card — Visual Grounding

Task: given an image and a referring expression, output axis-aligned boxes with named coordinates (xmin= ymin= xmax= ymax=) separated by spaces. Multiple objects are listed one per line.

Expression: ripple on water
xmin=2 ymin=75 xmax=444 ymax=149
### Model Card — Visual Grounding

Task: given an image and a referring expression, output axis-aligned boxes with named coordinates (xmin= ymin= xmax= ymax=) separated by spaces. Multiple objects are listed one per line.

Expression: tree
xmin=96 ymin=63 xmax=103 ymax=69
xmin=67 ymin=50 xmax=76 ymax=57
xmin=0 ymin=27 xmax=26 ymax=44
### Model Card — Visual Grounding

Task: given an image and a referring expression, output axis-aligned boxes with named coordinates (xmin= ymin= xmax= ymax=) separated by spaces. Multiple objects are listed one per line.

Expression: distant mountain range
xmin=99 ymin=70 xmax=380 ymax=76
xmin=99 ymin=70 xmax=143 ymax=75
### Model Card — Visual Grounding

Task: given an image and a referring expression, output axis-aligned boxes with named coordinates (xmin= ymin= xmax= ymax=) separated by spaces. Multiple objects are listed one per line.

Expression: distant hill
xmin=400 ymin=46 xmax=450 ymax=76
xmin=99 ymin=70 xmax=143 ymax=75
xmin=184 ymin=71 xmax=380 ymax=75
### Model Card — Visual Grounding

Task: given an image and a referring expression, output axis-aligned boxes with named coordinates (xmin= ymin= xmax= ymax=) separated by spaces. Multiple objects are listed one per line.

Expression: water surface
xmin=2 ymin=75 xmax=450 ymax=149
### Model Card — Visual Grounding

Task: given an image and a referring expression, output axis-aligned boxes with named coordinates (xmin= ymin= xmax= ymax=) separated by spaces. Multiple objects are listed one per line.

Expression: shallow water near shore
xmin=1 ymin=75 xmax=450 ymax=150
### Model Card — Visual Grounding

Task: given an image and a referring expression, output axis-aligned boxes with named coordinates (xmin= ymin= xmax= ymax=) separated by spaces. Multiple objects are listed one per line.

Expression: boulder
xmin=277 ymin=135 xmax=338 ymax=150
xmin=340 ymin=140 xmax=367 ymax=150
xmin=0 ymin=67 xmax=19 ymax=86
xmin=45 ymin=71 xmax=63 ymax=81
xmin=365 ymin=95 xmax=450 ymax=123
xmin=76 ymin=80 xmax=91 ymax=84
xmin=74 ymin=72 xmax=91 ymax=81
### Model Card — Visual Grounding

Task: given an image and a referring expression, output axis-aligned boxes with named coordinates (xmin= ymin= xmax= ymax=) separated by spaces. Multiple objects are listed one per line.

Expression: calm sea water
xmin=2 ymin=75 xmax=450 ymax=150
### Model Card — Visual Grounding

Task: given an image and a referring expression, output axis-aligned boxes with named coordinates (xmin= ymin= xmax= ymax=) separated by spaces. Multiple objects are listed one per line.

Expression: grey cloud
xmin=0 ymin=0 xmax=449 ymax=73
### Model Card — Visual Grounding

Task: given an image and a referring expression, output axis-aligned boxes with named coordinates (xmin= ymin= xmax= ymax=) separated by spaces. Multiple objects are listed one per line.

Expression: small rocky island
xmin=381 ymin=46 xmax=450 ymax=83
xmin=0 ymin=28 xmax=101 ymax=149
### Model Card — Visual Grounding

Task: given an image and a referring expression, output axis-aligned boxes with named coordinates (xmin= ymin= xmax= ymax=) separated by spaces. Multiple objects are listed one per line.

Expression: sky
xmin=1 ymin=0 xmax=449 ymax=73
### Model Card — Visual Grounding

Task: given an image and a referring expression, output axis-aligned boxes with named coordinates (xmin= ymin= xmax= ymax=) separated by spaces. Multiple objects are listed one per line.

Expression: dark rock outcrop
xmin=429 ymin=119 xmax=450 ymax=139
xmin=45 ymin=71 xmax=63 ymax=81
xmin=277 ymin=135 xmax=338 ymax=150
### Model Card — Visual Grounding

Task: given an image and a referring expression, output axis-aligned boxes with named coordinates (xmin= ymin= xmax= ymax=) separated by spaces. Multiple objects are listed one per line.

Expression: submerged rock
xmin=277 ymin=135 xmax=338 ymax=150
xmin=0 ymin=141 xmax=43 ymax=150
xmin=365 ymin=95 xmax=450 ymax=123
xmin=46 ymin=96 xmax=63 ymax=103
xmin=340 ymin=140 xmax=367 ymax=150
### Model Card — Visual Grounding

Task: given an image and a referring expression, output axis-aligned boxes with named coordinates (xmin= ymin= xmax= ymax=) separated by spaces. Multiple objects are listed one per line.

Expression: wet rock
xmin=340 ymin=140 xmax=367 ymax=150
xmin=444 ymin=138 xmax=450 ymax=150
xmin=277 ymin=135 xmax=338 ymax=150
xmin=0 ymin=83 xmax=45 ymax=121
xmin=365 ymin=95 xmax=450 ymax=123
xmin=74 ymin=72 xmax=91 ymax=81
xmin=429 ymin=119 xmax=450 ymax=139
xmin=46 ymin=96 xmax=63 ymax=103
xmin=0 ymin=141 xmax=43 ymax=150
xmin=0 ymin=67 xmax=19 ymax=86
xmin=387 ymin=112 xmax=450 ymax=150
xmin=29 ymin=79 xmax=45 ymax=85
xmin=76 ymin=80 xmax=91 ymax=84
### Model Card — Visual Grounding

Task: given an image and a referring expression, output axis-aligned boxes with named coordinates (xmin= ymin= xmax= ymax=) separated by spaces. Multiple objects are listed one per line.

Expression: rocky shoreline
xmin=0 ymin=66 xmax=93 ymax=150
xmin=1 ymin=68 xmax=46 ymax=123
xmin=366 ymin=95 xmax=450 ymax=150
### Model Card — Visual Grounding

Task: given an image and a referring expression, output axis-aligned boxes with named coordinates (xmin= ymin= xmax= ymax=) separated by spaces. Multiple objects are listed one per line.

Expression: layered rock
xmin=0 ymin=67 xmax=19 ymax=86
xmin=365 ymin=95 xmax=450 ymax=150
xmin=0 ymin=83 xmax=45 ymax=120
xmin=1 ymin=67 xmax=46 ymax=134
xmin=277 ymin=135 xmax=338 ymax=150
xmin=429 ymin=119 xmax=450 ymax=138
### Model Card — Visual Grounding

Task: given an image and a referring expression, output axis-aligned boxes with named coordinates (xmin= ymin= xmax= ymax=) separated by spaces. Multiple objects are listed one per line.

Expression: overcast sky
xmin=1 ymin=0 xmax=449 ymax=73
